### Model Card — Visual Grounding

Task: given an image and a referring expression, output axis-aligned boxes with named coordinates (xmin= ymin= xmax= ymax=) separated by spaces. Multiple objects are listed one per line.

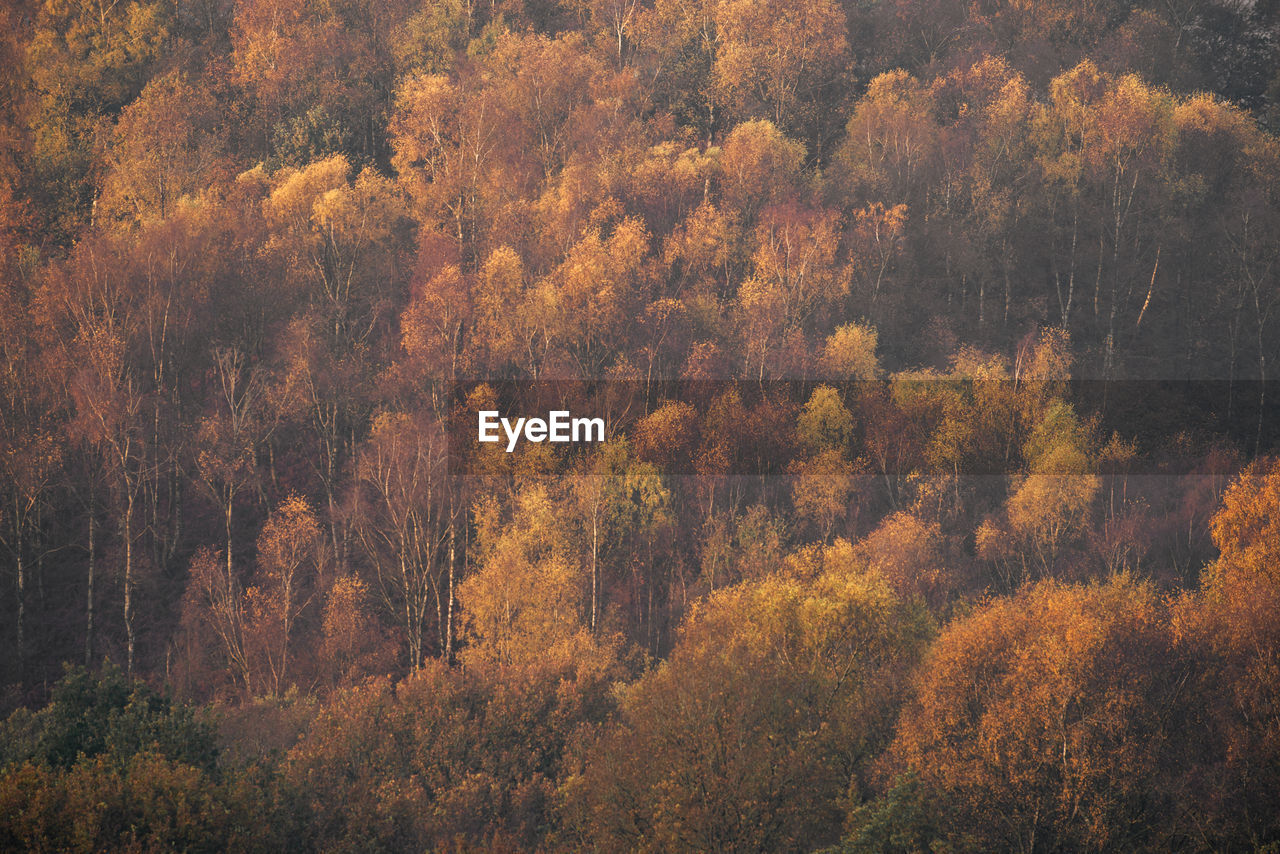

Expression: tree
xmin=632 ymin=0 xmax=722 ymax=136
xmin=180 ymin=546 xmax=250 ymax=695
xmin=0 ymin=272 xmax=62 ymax=679
xmin=750 ymin=202 xmax=847 ymax=330
xmin=0 ymin=663 xmax=217 ymax=772
xmin=352 ymin=411 xmax=451 ymax=670
xmin=24 ymin=0 xmax=173 ymax=241
xmin=488 ymin=32 xmax=614 ymax=180
xmin=699 ymin=503 xmax=787 ymax=589
xmin=1033 ymin=62 xmax=1177 ymax=364
xmin=819 ymin=322 xmax=880 ymax=381
xmin=568 ymin=567 xmax=931 ymax=851
xmin=99 ymin=71 xmax=225 ymax=224
xmin=857 ymin=511 xmax=955 ymax=609
xmin=1204 ymin=457 xmax=1280 ymax=592
xmin=66 ymin=319 xmax=148 ymax=676
xmin=261 ymin=155 xmax=407 ymax=343
xmin=284 ymin=656 xmax=622 ymax=852
xmin=0 ymin=668 xmax=293 ymax=852
xmin=797 ymin=384 xmax=853 ymax=452
xmin=663 ymin=201 xmax=735 ymax=297
xmin=400 ymin=259 xmax=472 ymax=390
xmin=392 ymin=33 xmax=616 ymax=262
xmin=550 ymin=215 xmax=649 ymax=375
xmin=978 ymin=400 xmax=1099 ymax=585
xmin=570 ymin=441 xmax=630 ymax=634
xmin=633 ymin=400 xmax=699 ymax=471
xmin=734 ymin=273 xmax=789 ymax=382
xmin=711 ymin=0 xmax=847 ymax=133
xmin=0 ymin=429 xmax=61 ymax=681
xmin=230 ymin=0 xmax=399 ymax=166
xmin=36 ymin=218 xmax=216 ymax=677
xmin=272 ymin=312 xmax=376 ymax=575
xmin=460 ymin=482 xmax=625 ymax=671
xmin=790 ymin=448 xmax=856 ymax=541
xmin=1216 ymin=131 xmax=1280 ymax=452
xmin=718 ymin=118 xmax=805 ymax=218
xmin=578 ymin=0 xmax=642 ymax=67
xmin=886 ymin=576 xmax=1177 ymax=853
xmin=948 ymin=58 xmax=1036 ymax=330
xmin=320 ymin=573 xmax=393 ymax=688
xmin=832 ymin=70 xmax=938 ymax=205
xmin=195 ymin=346 xmax=270 ymax=592
xmin=469 ymin=245 xmax=526 ymax=373
xmin=846 ymin=201 xmax=907 ymax=311
xmin=247 ymin=495 xmax=323 ymax=696
xmin=1170 ymin=464 xmax=1280 ymax=848
xmin=392 ymin=0 xmax=471 ymax=77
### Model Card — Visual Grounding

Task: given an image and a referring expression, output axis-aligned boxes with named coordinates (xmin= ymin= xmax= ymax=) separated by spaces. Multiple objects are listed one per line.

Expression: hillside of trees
xmin=1 ymin=0 xmax=1280 ymax=849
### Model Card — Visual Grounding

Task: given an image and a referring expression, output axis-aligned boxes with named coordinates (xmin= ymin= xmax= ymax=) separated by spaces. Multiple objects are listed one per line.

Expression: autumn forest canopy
xmin=1 ymin=0 xmax=1280 ymax=849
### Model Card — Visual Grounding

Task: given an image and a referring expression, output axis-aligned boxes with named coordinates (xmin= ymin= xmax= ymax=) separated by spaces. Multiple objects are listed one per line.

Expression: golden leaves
xmin=891 ymin=575 xmax=1166 ymax=851
xmin=459 ymin=484 xmax=589 ymax=671
xmin=256 ymin=493 xmax=321 ymax=584
xmin=1206 ymin=458 xmax=1280 ymax=593
xmin=711 ymin=0 xmax=847 ymax=128
xmin=719 ymin=119 xmax=805 ymax=212
xmin=819 ymin=322 xmax=881 ymax=382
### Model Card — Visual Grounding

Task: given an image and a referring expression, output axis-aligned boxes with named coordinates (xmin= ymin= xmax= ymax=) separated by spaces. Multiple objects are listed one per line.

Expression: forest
xmin=1 ymin=0 xmax=1279 ymax=849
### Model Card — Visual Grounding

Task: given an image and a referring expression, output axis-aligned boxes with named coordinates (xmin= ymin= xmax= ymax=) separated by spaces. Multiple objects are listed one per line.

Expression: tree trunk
xmin=225 ymin=498 xmax=234 ymax=583
xmin=15 ymin=541 xmax=24 ymax=684
xmin=590 ymin=514 xmax=599 ymax=634
xmin=124 ymin=492 xmax=135 ymax=676
xmin=446 ymin=512 xmax=455 ymax=663
xmin=86 ymin=504 xmax=95 ymax=665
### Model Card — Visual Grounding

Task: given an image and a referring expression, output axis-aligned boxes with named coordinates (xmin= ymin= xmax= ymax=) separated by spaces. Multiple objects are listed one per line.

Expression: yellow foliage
xmin=719 ymin=118 xmax=805 ymax=211
xmin=712 ymin=0 xmax=846 ymax=129
xmin=791 ymin=448 xmax=855 ymax=540
xmin=265 ymin=155 xmax=351 ymax=229
xmin=1205 ymin=458 xmax=1280 ymax=592
xmin=460 ymin=485 xmax=595 ymax=671
xmin=820 ymin=322 xmax=880 ymax=381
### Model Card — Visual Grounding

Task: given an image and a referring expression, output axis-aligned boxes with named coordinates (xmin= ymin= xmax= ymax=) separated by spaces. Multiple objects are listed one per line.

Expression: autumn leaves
xmin=2 ymin=0 xmax=1280 ymax=848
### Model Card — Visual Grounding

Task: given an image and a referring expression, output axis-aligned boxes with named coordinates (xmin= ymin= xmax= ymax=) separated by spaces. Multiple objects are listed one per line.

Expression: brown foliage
xmin=891 ymin=576 xmax=1178 ymax=852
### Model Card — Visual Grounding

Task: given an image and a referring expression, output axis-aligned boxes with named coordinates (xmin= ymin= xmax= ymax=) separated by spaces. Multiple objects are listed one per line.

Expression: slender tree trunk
xmin=446 ymin=513 xmax=455 ymax=663
xmin=124 ymin=492 xmax=135 ymax=676
xmin=1256 ymin=318 xmax=1267 ymax=456
xmin=86 ymin=503 xmax=95 ymax=665
xmin=1003 ymin=257 xmax=1012 ymax=328
xmin=225 ymin=498 xmax=234 ymax=582
xmin=401 ymin=549 xmax=420 ymax=670
xmin=15 ymin=537 xmax=24 ymax=684
xmin=590 ymin=515 xmax=599 ymax=634
xmin=1062 ymin=203 xmax=1079 ymax=329
xmin=279 ymin=574 xmax=292 ymax=696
